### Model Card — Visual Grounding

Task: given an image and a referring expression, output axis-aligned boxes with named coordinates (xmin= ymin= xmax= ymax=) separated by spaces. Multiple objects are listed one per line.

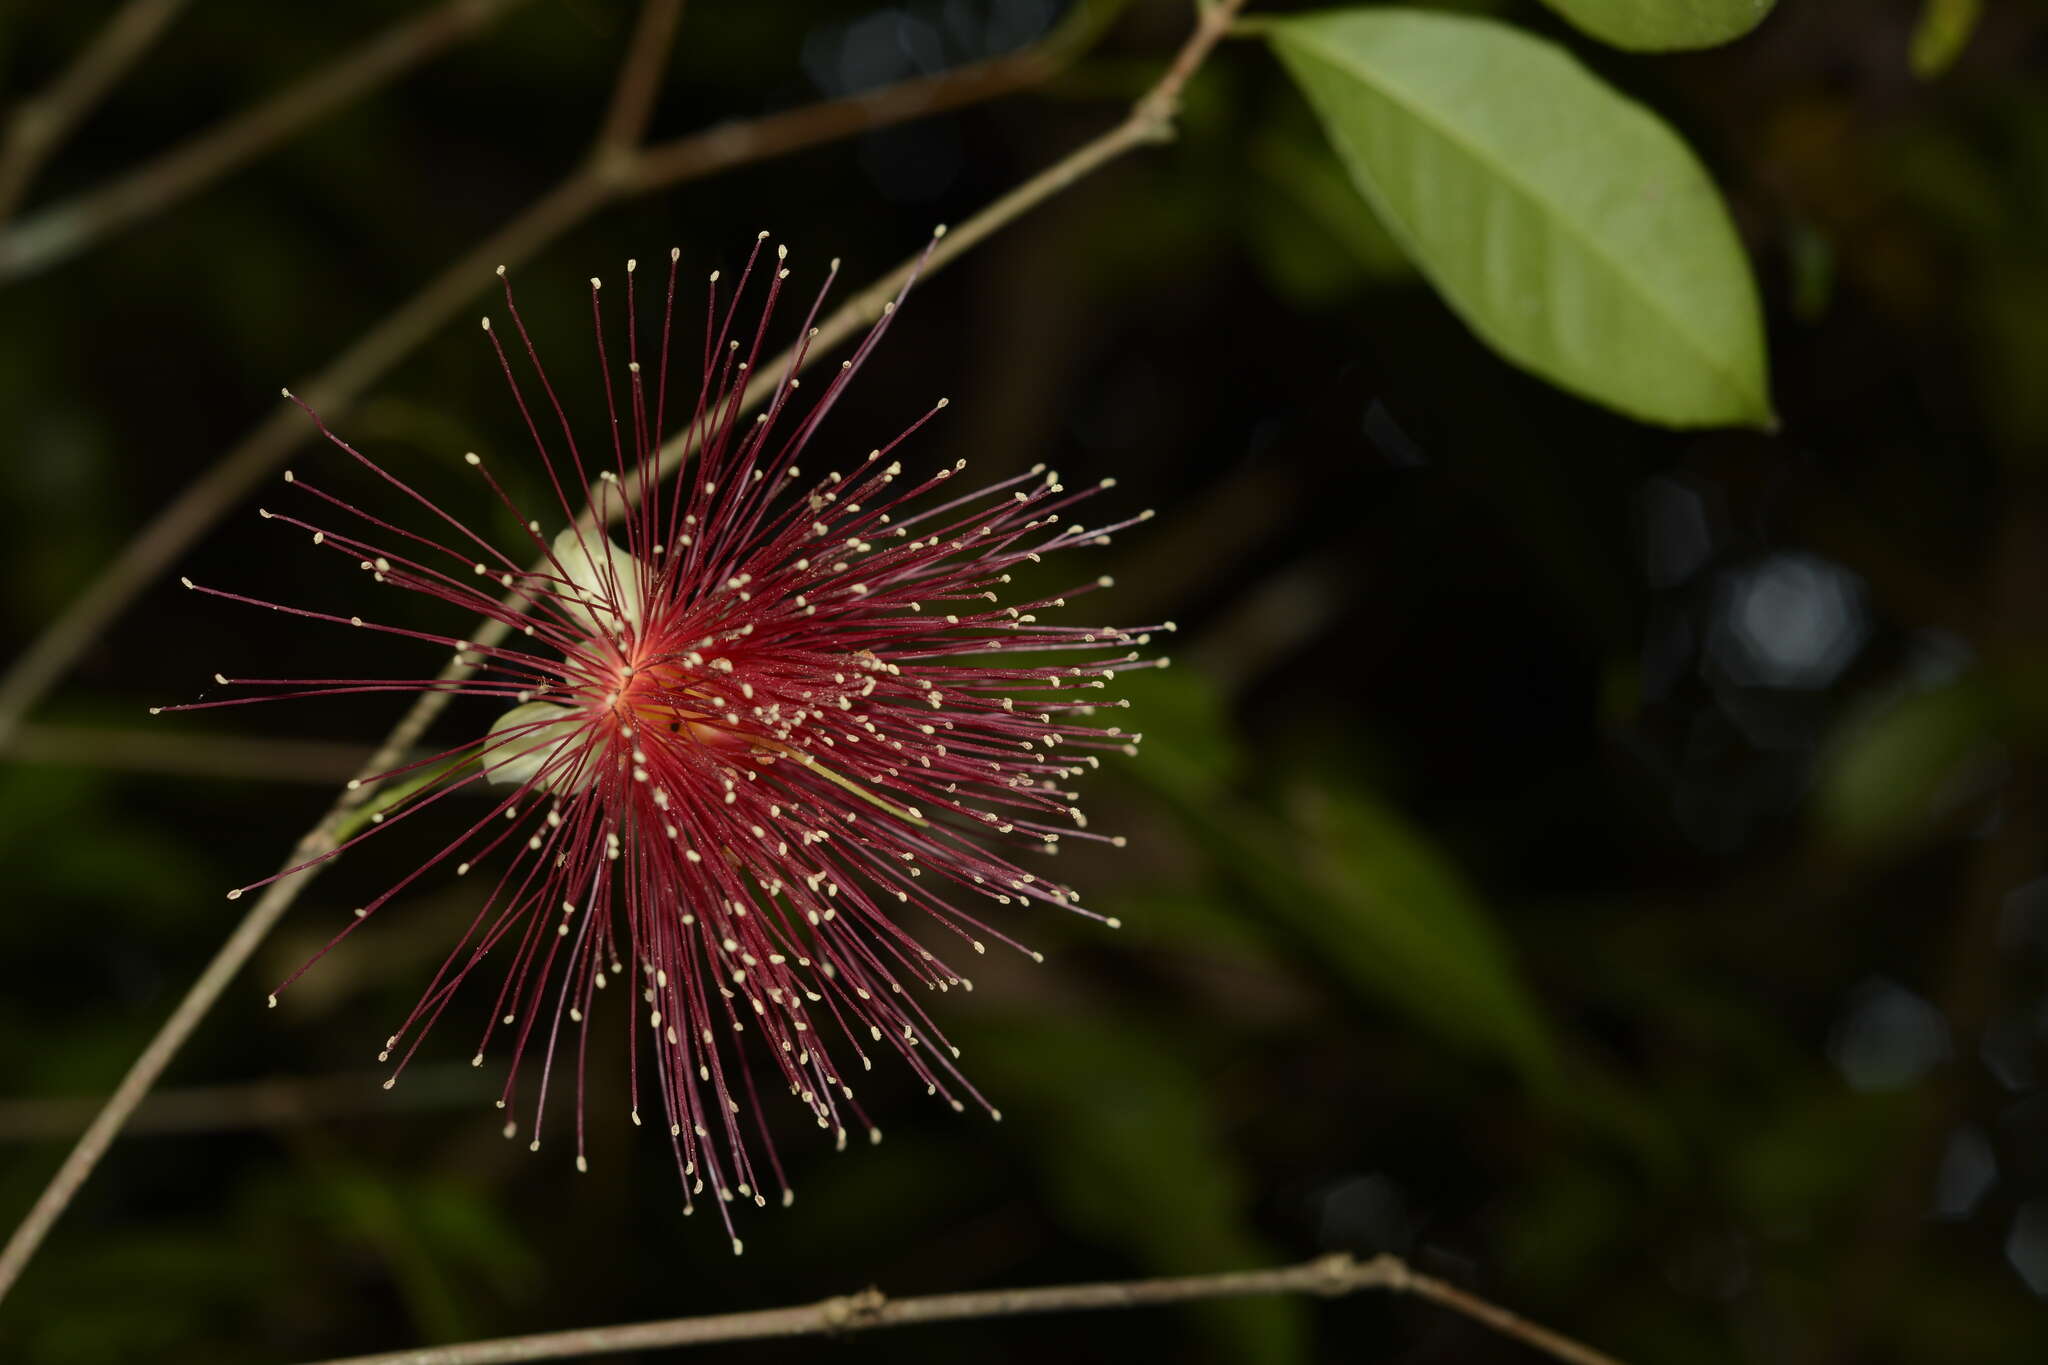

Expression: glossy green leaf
xmin=1266 ymin=9 xmax=1773 ymax=428
xmin=1538 ymin=0 xmax=1775 ymax=51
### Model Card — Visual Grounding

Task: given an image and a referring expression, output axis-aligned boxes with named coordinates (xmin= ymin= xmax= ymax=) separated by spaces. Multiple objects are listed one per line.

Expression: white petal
xmin=551 ymin=526 xmax=643 ymax=636
xmin=483 ymin=701 xmax=590 ymax=791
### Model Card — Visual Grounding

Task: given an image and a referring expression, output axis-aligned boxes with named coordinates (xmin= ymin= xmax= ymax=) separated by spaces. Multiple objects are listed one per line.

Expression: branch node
xmin=588 ymin=142 xmax=642 ymax=192
xmin=819 ymin=1285 xmax=889 ymax=1330
xmin=1311 ymin=1252 xmax=1363 ymax=1295
xmin=1358 ymin=1251 xmax=1413 ymax=1293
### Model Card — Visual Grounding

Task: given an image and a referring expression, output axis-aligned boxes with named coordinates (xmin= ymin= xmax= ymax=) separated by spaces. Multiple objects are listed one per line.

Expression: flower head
xmin=162 ymin=236 xmax=1169 ymax=1251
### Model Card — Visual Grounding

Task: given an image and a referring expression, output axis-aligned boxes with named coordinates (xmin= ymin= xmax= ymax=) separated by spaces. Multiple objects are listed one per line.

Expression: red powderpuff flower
xmin=159 ymin=235 xmax=1170 ymax=1252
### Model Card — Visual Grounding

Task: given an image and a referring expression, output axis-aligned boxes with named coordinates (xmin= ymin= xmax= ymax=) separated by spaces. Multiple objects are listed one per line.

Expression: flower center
xmin=611 ymin=656 xmax=757 ymax=761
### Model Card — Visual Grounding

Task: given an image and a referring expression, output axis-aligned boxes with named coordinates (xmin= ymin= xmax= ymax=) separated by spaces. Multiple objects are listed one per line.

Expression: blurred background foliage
xmin=3 ymin=0 xmax=2048 ymax=1361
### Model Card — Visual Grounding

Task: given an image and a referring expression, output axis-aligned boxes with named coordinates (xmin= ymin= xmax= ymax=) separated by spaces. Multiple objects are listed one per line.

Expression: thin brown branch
xmin=624 ymin=37 xmax=1064 ymax=191
xmin=0 ymin=0 xmax=190 ymax=223
xmin=640 ymin=128 xmax=1151 ymax=496
xmin=0 ymin=2 xmax=686 ymax=1303
xmin=0 ymin=642 xmax=461 ymax=1304
xmin=0 ymin=0 xmax=1201 ymax=1311
xmin=294 ymin=1253 xmax=1628 ymax=1365
xmin=592 ymin=0 xmax=684 ymax=157
xmin=0 ymin=3 xmax=1108 ymax=759
xmin=0 ymin=1065 xmax=490 ymax=1141
xmin=0 ymin=0 xmax=533 ymax=283
xmin=642 ymin=0 xmax=1246 ymax=481
xmin=9 ymin=722 xmax=372 ymax=784
xmin=0 ymin=169 xmax=605 ymax=764
xmin=1405 ymin=1270 xmax=1630 ymax=1365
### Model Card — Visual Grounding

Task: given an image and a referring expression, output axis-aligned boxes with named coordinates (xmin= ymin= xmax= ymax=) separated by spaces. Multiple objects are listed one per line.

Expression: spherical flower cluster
xmin=161 ymin=236 xmax=1167 ymax=1251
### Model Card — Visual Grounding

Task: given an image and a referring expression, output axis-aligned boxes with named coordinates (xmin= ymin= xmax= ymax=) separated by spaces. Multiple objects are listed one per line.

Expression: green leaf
xmin=1114 ymin=669 xmax=1243 ymax=798
xmin=1728 ymin=1089 xmax=1913 ymax=1230
xmin=305 ymin=1158 xmax=538 ymax=1344
xmin=1909 ymin=0 xmax=1981 ymax=78
xmin=1288 ymin=787 xmax=1565 ymax=1090
xmin=334 ymin=752 xmax=480 ymax=843
xmin=1121 ymin=669 xmax=1564 ymax=1091
xmin=963 ymin=1012 xmax=1308 ymax=1364
xmin=1243 ymin=121 xmax=1415 ymax=305
xmin=1816 ymin=679 xmax=2002 ymax=848
xmin=1537 ymin=0 xmax=1775 ymax=51
xmin=1265 ymin=8 xmax=1773 ymax=428
xmin=1116 ymin=672 xmax=1677 ymax=1168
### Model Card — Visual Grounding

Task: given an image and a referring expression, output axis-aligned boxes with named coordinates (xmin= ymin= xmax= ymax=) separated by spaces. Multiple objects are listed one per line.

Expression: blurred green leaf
xmin=1287 ymin=785 xmax=1565 ymax=1090
xmin=1116 ymin=669 xmax=1242 ymax=797
xmin=1102 ymin=885 xmax=1288 ymax=965
xmin=1879 ymin=120 xmax=2011 ymax=246
xmin=1264 ymin=8 xmax=1774 ymax=428
xmin=408 ymin=1179 xmax=542 ymax=1299
xmin=1816 ymin=678 xmax=2002 ymax=848
xmin=963 ymin=1012 xmax=1307 ymax=1365
xmin=0 ymin=766 xmax=210 ymax=929
xmin=1889 ymin=1258 xmax=2048 ymax=1362
xmin=20 ymin=1226 xmax=277 ymax=1364
xmin=1978 ymin=259 xmax=2048 ymax=455
xmin=1496 ymin=1158 xmax=1634 ymax=1292
xmin=335 ymin=753 xmax=480 ymax=844
xmin=315 ymin=1165 xmax=472 ymax=1343
xmin=1125 ymin=670 xmax=1564 ymax=1093
xmin=1243 ymin=120 xmax=1414 ymax=305
xmin=1727 ymin=1088 xmax=1912 ymax=1230
xmin=1536 ymin=0 xmax=1775 ymax=51
xmin=1909 ymin=0 xmax=1982 ymax=78
xmin=304 ymin=1156 xmax=536 ymax=1345
xmin=1787 ymin=219 xmax=1837 ymax=323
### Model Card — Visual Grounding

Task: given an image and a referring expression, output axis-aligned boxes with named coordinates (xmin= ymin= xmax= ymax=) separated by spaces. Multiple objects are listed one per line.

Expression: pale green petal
xmin=550 ymin=526 xmax=643 ymax=637
xmin=483 ymin=700 xmax=591 ymax=791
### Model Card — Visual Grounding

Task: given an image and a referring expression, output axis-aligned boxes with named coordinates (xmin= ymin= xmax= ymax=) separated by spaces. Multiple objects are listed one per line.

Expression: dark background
xmin=3 ymin=0 xmax=2047 ymax=1360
